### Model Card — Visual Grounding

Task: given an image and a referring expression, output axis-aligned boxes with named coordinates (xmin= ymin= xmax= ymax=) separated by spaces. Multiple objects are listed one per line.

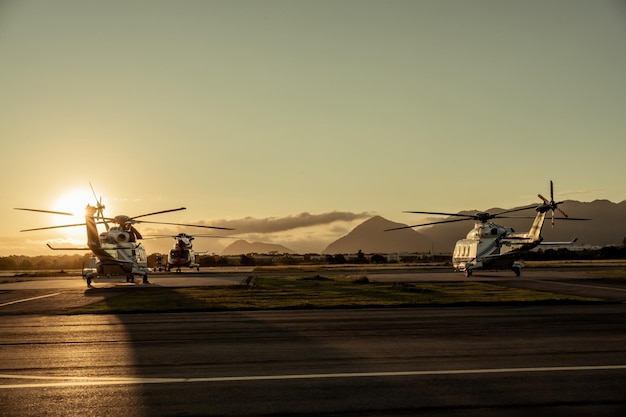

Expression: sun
xmin=53 ymin=189 xmax=94 ymax=215
xmin=45 ymin=189 xmax=96 ymax=241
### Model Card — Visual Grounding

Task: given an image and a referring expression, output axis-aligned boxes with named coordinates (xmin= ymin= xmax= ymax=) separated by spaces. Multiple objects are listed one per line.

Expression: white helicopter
xmin=149 ymin=233 xmax=219 ymax=272
xmin=15 ymin=193 xmax=234 ymax=287
xmin=386 ymin=181 xmax=589 ymax=277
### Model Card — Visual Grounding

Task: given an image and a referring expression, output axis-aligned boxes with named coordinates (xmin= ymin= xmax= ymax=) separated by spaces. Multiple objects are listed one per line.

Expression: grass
xmin=586 ymin=269 xmax=626 ymax=278
xmin=67 ymin=274 xmax=600 ymax=315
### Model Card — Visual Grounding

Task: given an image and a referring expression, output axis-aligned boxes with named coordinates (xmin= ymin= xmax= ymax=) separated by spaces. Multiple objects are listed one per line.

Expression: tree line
xmin=1 ymin=242 xmax=625 ymax=270
xmin=0 ymin=254 xmax=91 ymax=271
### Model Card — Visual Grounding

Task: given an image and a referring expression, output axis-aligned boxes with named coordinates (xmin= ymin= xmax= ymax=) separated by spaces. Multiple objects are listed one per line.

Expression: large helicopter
xmin=386 ymin=181 xmax=590 ymax=277
xmin=149 ymin=233 xmax=221 ymax=272
xmin=15 ymin=191 xmax=234 ymax=287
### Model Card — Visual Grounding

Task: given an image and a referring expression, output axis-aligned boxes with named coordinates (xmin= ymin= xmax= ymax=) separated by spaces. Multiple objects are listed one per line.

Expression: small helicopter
xmin=15 ymin=190 xmax=234 ymax=287
xmin=386 ymin=181 xmax=590 ymax=277
xmin=149 ymin=233 xmax=221 ymax=272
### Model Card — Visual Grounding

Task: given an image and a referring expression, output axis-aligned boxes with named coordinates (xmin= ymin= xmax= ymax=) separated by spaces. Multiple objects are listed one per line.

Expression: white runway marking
xmin=0 ymin=292 xmax=61 ymax=307
xmin=535 ymin=279 xmax=626 ymax=293
xmin=2 ymin=364 xmax=625 ymax=389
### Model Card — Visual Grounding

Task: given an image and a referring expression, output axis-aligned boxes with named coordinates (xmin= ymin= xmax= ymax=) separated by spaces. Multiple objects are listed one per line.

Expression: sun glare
xmin=53 ymin=189 xmax=93 ymax=216
xmin=48 ymin=189 xmax=95 ymax=240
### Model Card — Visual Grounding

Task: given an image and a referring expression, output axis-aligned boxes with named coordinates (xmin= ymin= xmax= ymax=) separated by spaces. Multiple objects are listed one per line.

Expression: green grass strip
xmin=67 ymin=275 xmax=600 ymax=314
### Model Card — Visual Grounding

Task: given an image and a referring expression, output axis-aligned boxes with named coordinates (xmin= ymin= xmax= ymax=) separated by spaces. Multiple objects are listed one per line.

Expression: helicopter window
xmin=491 ymin=228 xmax=498 ymax=235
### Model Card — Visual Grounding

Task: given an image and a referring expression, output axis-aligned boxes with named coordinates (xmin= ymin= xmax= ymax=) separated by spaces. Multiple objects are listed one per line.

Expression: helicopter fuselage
xmin=167 ymin=235 xmax=199 ymax=271
xmin=16 ymin=190 xmax=233 ymax=288
xmin=83 ymin=206 xmax=150 ymax=282
xmin=452 ymin=209 xmax=549 ymax=276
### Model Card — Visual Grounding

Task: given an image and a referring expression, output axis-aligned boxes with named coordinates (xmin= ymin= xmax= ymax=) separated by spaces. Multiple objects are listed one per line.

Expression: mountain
xmin=221 ymin=200 xmax=626 ymax=256
xmin=221 ymin=240 xmax=296 ymax=256
xmin=322 ymin=216 xmax=432 ymax=254
xmin=323 ymin=200 xmax=626 ymax=255
xmin=419 ymin=199 xmax=626 ymax=253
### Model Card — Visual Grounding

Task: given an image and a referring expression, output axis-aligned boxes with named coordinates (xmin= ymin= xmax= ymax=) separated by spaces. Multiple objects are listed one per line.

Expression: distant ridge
xmin=221 ymin=239 xmax=295 ymax=256
xmin=419 ymin=199 xmax=626 ymax=252
xmin=323 ymin=216 xmax=432 ymax=254
xmin=219 ymin=200 xmax=626 ymax=256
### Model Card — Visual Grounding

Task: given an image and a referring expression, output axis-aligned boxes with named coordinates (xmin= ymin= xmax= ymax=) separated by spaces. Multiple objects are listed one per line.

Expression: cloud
xmin=94 ymin=211 xmax=374 ymax=256
xmin=203 ymin=211 xmax=373 ymax=234
xmin=2 ymin=211 xmax=375 ymax=256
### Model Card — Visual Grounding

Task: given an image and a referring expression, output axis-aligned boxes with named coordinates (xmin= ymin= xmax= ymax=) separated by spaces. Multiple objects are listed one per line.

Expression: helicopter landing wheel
xmin=464 ymin=269 xmax=472 ymax=278
xmin=512 ymin=267 xmax=521 ymax=277
xmin=196 ymin=266 xmax=200 ymax=271
xmin=127 ymin=275 xmax=135 ymax=283
xmin=142 ymin=275 xmax=149 ymax=284
xmin=86 ymin=277 xmax=92 ymax=287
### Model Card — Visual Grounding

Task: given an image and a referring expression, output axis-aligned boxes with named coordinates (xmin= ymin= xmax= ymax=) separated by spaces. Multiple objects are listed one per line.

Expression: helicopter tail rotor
xmin=89 ymin=183 xmax=108 ymax=230
xmin=538 ymin=180 xmax=570 ymax=227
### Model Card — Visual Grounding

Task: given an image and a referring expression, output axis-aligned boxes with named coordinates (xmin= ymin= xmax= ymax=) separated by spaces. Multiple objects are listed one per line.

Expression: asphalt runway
xmin=1 ymin=267 xmax=626 ymax=416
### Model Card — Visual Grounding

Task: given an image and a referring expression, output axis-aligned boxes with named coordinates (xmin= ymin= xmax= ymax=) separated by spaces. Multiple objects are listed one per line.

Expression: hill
xmin=322 ymin=216 xmax=432 ymax=254
xmin=323 ymin=200 xmax=626 ymax=255
xmin=217 ymin=200 xmax=625 ymax=256
xmin=418 ymin=199 xmax=626 ymax=253
xmin=221 ymin=240 xmax=296 ymax=256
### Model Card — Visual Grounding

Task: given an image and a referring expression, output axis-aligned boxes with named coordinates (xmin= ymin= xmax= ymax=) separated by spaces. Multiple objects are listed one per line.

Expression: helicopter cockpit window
xmin=491 ymin=228 xmax=498 ymax=235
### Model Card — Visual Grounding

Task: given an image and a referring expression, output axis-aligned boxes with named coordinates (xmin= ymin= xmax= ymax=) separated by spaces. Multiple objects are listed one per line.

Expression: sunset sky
xmin=1 ymin=0 xmax=625 ymax=256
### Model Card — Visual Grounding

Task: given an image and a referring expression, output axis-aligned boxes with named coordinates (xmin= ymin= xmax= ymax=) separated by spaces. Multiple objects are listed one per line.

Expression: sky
xmin=1 ymin=0 xmax=625 ymax=256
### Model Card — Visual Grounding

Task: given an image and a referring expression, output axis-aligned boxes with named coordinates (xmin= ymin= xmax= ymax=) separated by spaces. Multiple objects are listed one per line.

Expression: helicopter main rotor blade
xmin=385 ymin=217 xmax=472 ymax=231
xmin=20 ymin=223 xmax=87 ymax=232
xmin=490 ymin=216 xmax=537 ymax=219
xmin=190 ymin=234 xmax=237 ymax=238
xmin=492 ymin=204 xmax=537 ymax=216
xmin=19 ymin=220 xmax=109 ymax=232
xmin=403 ymin=211 xmax=475 ymax=218
xmin=130 ymin=207 xmax=187 ymax=220
xmin=14 ymin=208 xmax=75 ymax=216
xmin=144 ymin=234 xmax=237 ymax=239
xmin=131 ymin=220 xmax=235 ymax=230
xmin=404 ymin=204 xmax=536 ymax=220
xmin=47 ymin=243 xmax=90 ymax=251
